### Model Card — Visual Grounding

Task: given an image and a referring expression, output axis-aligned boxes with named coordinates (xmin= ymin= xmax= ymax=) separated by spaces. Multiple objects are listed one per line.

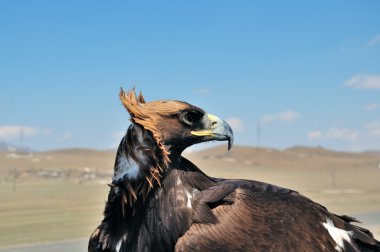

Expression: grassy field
xmin=0 ymin=146 xmax=379 ymax=247
xmin=0 ymin=181 xmax=108 ymax=247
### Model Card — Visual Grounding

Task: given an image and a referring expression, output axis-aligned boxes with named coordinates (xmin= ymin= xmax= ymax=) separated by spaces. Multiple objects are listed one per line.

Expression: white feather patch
xmin=176 ymin=177 xmax=182 ymax=185
xmin=192 ymin=188 xmax=199 ymax=195
xmin=322 ymin=217 xmax=353 ymax=252
xmin=186 ymin=191 xmax=192 ymax=209
xmin=116 ymin=238 xmax=122 ymax=252
xmin=112 ymin=123 xmax=153 ymax=183
xmin=113 ymin=155 xmax=140 ymax=182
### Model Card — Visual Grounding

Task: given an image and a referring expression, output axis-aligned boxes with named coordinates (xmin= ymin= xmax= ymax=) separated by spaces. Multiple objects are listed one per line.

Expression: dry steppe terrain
xmin=0 ymin=145 xmax=379 ymax=248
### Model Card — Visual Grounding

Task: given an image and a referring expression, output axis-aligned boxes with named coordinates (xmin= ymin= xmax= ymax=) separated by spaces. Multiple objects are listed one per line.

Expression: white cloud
xmin=365 ymin=103 xmax=380 ymax=111
xmin=260 ymin=110 xmax=300 ymax=125
xmin=365 ymin=122 xmax=380 ymax=137
xmin=278 ymin=110 xmax=300 ymax=122
xmin=225 ymin=117 xmax=244 ymax=132
xmin=56 ymin=132 xmax=72 ymax=142
xmin=308 ymin=122 xmax=380 ymax=150
xmin=0 ymin=125 xmax=38 ymax=140
xmin=367 ymin=34 xmax=380 ymax=47
xmin=345 ymin=74 xmax=380 ymax=89
xmin=307 ymin=130 xmax=323 ymax=140
xmin=308 ymin=128 xmax=359 ymax=142
xmin=260 ymin=114 xmax=276 ymax=125
xmin=41 ymin=128 xmax=52 ymax=135
xmin=325 ymin=127 xmax=359 ymax=141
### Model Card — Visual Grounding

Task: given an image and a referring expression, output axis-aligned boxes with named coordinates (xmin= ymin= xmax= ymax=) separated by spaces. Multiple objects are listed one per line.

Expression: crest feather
xmin=119 ymin=87 xmax=171 ymax=166
xmin=119 ymin=88 xmax=146 ymax=120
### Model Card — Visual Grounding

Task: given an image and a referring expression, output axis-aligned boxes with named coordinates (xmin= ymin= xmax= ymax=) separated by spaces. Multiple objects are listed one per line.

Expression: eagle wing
xmin=88 ymin=226 xmax=102 ymax=252
xmin=175 ymin=180 xmax=379 ymax=252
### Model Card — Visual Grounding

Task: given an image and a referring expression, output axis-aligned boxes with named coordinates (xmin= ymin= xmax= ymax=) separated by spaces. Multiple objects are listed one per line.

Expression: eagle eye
xmin=183 ymin=111 xmax=203 ymax=126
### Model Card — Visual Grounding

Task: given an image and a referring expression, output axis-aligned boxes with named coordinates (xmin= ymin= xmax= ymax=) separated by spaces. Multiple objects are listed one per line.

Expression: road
xmin=0 ymin=239 xmax=87 ymax=252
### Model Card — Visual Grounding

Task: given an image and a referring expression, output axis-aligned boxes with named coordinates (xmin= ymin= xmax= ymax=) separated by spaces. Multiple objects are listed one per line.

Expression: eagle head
xmin=119 ymin=88 xmax=234 ymax=158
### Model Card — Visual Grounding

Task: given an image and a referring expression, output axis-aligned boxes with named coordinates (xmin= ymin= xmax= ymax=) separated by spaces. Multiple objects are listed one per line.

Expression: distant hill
xmin=0 ymin=140 xmax=31 ymax=152
xmin=1 ymin=144 xmax=379 ymax=186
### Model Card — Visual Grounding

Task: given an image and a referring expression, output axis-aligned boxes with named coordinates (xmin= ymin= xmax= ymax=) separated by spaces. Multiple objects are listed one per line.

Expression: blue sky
xmin=1 ymin=1 xmax=379 ymax=151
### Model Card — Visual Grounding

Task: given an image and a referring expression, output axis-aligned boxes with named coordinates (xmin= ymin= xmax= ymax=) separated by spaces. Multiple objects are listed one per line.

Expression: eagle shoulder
xmin=176 ymin=180 xmax=337 ymax=252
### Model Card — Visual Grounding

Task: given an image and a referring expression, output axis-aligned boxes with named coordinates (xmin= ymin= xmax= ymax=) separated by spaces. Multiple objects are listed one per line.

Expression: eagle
xmin=89 ymin=88 xmax=380 ymax=252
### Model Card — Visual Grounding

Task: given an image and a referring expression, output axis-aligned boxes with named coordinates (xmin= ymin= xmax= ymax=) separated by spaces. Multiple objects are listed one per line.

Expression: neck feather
xmin=112 ymin=124 xmax=166 ymax=208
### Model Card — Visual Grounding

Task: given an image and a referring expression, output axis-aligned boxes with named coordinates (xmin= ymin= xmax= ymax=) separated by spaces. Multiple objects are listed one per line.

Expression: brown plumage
xmin=89 ymin=88 xmax=380 ymax=252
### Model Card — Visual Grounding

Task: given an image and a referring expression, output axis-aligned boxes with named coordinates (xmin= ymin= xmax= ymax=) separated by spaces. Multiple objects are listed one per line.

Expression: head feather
xmin=119 ymin=87 xmax=190 ymax=165
xmin=119 ymin=87 xmax=146 ymax=120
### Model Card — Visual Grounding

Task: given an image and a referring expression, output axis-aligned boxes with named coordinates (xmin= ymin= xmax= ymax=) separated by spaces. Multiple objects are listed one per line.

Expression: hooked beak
xmin=191 ymin=114 xmax=234 ymax=150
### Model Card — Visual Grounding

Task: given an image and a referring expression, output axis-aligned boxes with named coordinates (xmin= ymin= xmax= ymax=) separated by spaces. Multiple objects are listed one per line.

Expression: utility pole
xmin=330 ymin=170 xmax=336 ymax=189
xmin=20 ymin=126 xmax=24 ymax=149
xmin=257 ymin=122 xmax=261 ymax=148
xmin=12 ymin=127 xmax=24 ymax=192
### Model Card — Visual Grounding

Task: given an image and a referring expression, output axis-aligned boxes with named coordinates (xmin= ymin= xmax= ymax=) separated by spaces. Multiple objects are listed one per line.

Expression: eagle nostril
xmin=211 ymin=121 xmax=217 ymax=128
